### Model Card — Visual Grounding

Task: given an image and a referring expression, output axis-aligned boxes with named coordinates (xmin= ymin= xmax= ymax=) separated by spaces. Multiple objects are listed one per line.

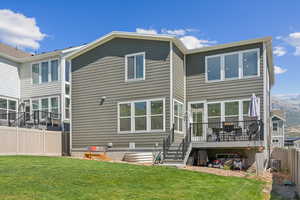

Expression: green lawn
xmin=0 ymin=156 xmax=264 ymax=200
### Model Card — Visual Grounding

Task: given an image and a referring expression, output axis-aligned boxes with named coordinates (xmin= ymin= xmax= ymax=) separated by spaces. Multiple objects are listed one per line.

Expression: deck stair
xmin=160 ymin=126 xmax=192 ymax=167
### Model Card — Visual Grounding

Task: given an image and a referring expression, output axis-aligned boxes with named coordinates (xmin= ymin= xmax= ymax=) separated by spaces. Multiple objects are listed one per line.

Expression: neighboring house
xmin=294 ymin=139 xmax=300 ymax=149
xmin=0 ymin=42 xmax=83 ymax=130
xmin=271 ymin=110 xmax=285 ymax=148
xmin=285 ymin=137 xmax=300 ymax=148
xmin=67 ymin=31 xmax=274 ymax=167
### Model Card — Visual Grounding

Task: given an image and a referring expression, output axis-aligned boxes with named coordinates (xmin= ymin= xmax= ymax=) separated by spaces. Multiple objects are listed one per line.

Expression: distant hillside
xmin=272 ymin=94 xmax=300 ymax=137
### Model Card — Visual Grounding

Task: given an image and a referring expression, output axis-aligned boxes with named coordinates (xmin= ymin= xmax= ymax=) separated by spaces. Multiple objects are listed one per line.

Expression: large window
xmin=206 ymin=48 xmax=259 ymax=82
xmin=134 ymin=102 xmax=147 ymax=131
xmin=51 ymin=60 xmax=59 ymax=81
xmin=32 ymin=64 xmax=40 ymax=84
xmin=207 ymin=103 xmax=221 ymax=125
xmin=65 ymin=60 xmax=70 ymax=82
xmin=0 ymin=98 xmax=17 ymax=120
xmin=118 ymin=99 xmax=164 ymax=133
xmin=207 ymin=56 xmax=221 ymax=81
xmin=151 ymin=100 xmax=164 ymax=130
xmin=125 ymin=52 xmax=145 ymax=81
xmin=224 ymin=53 xmax=239 ymax=79
xmin=31 ymin=97 xmax=60 ymax=119
xmin=41 ymin=62 xmax=49 ymax=83
xmin=243 ymin=50 xmax=259 ymax=77
xmin=119 ymin=103 xmax=131 ymax=132
xmin=224 ymin=101 xmax=239 ymax=121
xmin=32 ymin=59 xmax=59 ymax=84
xmin=174 ymin=100 xmax=183 ymax=132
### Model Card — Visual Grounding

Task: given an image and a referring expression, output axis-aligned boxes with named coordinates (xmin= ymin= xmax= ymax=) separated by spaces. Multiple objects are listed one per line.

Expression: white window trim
xmin=0 ymin=97 xmax=18 ymax=120
xmin=173 ymin=99 xmax=184 ymax=133
xmin=125 ymin=52 xmax=146 ymax=82
xmin=117 ymin=98 xmax=165 ymax=134
xmin=205 ymin=48 xmax=260 ymax=83
xmin=31 ymin=59 xmax=60 ymax=85
xmin=30 ymin=96 xmax=60 ymax=115
xmin=206 ymin=98 xmax=260 ymax=122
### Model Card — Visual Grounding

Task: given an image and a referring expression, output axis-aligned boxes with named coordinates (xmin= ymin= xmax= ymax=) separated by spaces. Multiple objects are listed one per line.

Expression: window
xmin=225 ymin=53 xmax=239 ymax=79
xmin=41 ymin=98 xmax=49 ymax=119
xmin=119 ymin=103 xmax=131 ymax=132
xmin=273 ymin=122 xmax=278 ymax=131
xmin=134 ymin=102 xmax=147 ymax=131
xmin=31 ymin=97 xmax=60 ymax=119
xmin=207 ymin=56 xmax=221 ymax=81
xmin=41 ymin=62 xmax=49 ymax=83
xmin=65 ymin=84 xmax=70 ymax=95
xmin=243 ymin=50 xmax=258 ymax=77
xmin=208 ymin=103 xmax=221 ymax=128
xmin=151 ymin=100 xmax=164 ymax=130
xmin=242 ymin=100 xmax=251 ymax=121
xmin=51 ymin=60 xmax=59 ymax=81
xmin=65 ymin=98 xmax=70 ymax=119
xmin=206 ymin=48 xmax=259 ymax=82
xmin=32 ymin=59 xmax=60 ymax=84
xmin=32 ymin=64 xmax=40 ymax=84
xmin=0 ymin=98 xmax=17 ymax=120
xmin=118 ymin=99 xmax=164 ymax=133
xmin=51 ymin=97 xmax=59 ymax=115
xmin=225 ymin=101 xmax=239 ymax=121
xmin=0 ymin=98 xmax=7 ymax=119
xmin=65 ymin=60 xmax=70 ymax=82
xmin=125 ymin=52 xmax=145 ymax=81
xmin=174 ymin=100 xmax=183 ymax=132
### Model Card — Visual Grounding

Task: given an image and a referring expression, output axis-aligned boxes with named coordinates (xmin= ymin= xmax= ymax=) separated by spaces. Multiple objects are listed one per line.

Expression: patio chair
xmin=247 ymin=121 xmax=259 ymax=140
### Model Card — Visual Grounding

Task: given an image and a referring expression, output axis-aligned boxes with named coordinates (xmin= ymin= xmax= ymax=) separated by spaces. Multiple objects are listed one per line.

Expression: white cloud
xmin=283 ymin=32 xmax=300 ymax=56
xmin=161 ymin=29 xmax=186 ymax=36
xmin=180 ymin=36 xmax=216 ymax=49
xmin=274 ymin=65 xmax=287 ymax=74
xmin=273 ymin=46 xmax=287 ymax=56
xmin=135 ymin=28 xmax=157 ymax=35
xmin=136 ymin=27 xmax=216 ymax=49
xmin=0 ymin=9 xmax=46 ymax=49
xmin=161 ymin=28 xmax=200 ymax=36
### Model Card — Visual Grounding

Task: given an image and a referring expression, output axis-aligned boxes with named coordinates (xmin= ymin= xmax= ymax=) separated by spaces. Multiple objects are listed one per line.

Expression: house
xmin=294 ymin=139 xmax=300 ymax=149
xmin=285 ymin=137 xmax=300 ymax=147
xmin=271 ymin=110 xmax=285 ymax=148
xmin=0 ymin=42 xmax=84 ymax=131
xmin=67 ymin=31 xmax=274 ymax=167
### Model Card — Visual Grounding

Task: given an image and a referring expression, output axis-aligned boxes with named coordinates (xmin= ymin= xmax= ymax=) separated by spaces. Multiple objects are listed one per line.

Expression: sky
xmin=0 ymin=0 xmax=299 ymax=96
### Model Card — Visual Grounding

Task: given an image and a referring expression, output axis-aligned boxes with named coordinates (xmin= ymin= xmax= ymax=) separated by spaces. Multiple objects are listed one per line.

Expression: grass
xmin=0 ymin=156 xmax=265 ymax=200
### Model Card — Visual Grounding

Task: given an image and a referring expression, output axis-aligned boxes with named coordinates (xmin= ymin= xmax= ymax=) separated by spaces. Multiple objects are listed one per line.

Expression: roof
xmin=0 ymin=42 xmax=32 ymax=58
xmin=272 ymin=110 xmax=286 ymax=121
xmin=65 ymin=31 xmax=274 ymax=85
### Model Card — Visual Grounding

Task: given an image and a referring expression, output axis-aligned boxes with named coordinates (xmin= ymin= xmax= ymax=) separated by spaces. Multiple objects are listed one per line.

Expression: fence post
xmin=43 ymin=130 xmax=46 ymax=155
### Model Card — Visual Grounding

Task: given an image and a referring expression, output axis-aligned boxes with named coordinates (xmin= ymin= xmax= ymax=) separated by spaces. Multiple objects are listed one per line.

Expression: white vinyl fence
xmin=272 ymin=148 xmax=300 ymax=194
xmin=0 ymin=126 xmax=62 ymax=156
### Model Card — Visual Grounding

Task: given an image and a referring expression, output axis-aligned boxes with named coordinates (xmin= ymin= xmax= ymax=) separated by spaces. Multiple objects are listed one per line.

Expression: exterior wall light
xmin=100 ymin=96 xmax=106 ymax=105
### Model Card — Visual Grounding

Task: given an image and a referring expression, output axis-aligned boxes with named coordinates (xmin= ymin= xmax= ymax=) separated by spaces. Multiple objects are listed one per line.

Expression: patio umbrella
xmin=248 ymin=93 xmax=260 ymax=118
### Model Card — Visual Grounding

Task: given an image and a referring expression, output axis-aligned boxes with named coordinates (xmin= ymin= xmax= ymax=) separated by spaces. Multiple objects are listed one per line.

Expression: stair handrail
xmin=162 ymin=123 xmax=175 ymax=160
xmin=181 ymin=123 xmax=192 ymax=160
xmin=8 ymin=112 xmax=26 ymax=127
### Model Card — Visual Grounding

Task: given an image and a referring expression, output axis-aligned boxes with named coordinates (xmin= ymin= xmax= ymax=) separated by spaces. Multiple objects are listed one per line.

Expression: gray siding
xmin=186 ymin=43 xmax=265 ymax=117
xmin=20 ymin=58 xmax=62 ymax=99
xmin=172 ymin=44 xmax=184 ymax=102
xmin=71 ymin=38 xmax=171 ymax=149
